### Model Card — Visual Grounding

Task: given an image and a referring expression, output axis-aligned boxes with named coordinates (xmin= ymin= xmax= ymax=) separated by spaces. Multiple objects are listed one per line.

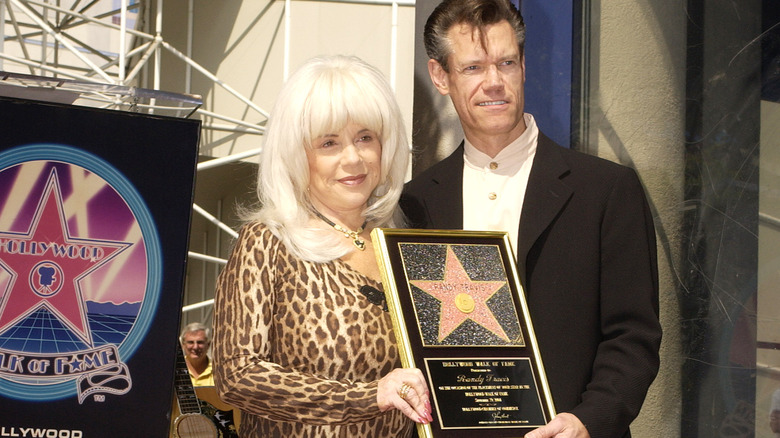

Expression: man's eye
xmin=499 ymin=60 xmax=521 ymax=71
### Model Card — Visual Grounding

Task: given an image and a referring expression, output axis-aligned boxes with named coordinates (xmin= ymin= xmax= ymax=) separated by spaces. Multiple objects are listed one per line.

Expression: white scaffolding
xmin=0 ymin=0 xmax=414 ymax=320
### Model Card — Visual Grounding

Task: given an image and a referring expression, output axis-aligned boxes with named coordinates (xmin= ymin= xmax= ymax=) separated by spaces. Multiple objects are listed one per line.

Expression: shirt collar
xmin=464 ymin=113 xmax=539 ymax=171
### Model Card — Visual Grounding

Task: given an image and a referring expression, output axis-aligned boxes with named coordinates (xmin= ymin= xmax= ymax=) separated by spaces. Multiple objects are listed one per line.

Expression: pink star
xmin=0 ymin=169 xmax=129 ymax=346
xmin=410 ymin=245 xmax=508 ymax=342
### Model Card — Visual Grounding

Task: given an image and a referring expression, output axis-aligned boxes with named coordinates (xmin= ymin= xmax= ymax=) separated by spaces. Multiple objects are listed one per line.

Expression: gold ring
xmin=398 ymin=383 xmax=411 ymax=400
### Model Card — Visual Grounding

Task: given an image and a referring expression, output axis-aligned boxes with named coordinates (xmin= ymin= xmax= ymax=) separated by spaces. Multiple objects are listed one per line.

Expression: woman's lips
xmin=339 ymin=174 xmax=367 ymax=185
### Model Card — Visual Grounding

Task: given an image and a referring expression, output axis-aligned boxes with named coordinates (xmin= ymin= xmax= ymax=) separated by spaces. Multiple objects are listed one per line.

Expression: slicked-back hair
xmin=243 ymin=55 xmax=410 ymax=262
xmin=424 ymin=0 xmax=525 ymax=72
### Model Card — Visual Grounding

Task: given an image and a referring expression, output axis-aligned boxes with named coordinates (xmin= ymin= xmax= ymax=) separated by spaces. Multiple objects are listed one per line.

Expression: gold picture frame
xmin=371 ymin=228 xmax=556 ymax=437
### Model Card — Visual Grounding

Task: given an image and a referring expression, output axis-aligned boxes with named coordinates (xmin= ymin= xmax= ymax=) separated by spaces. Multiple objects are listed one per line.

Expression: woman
xmin=213 ymin=55 xmax=432 ymax=437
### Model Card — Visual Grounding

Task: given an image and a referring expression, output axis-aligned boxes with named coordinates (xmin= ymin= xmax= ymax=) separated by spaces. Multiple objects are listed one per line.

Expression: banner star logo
xmin=0 ymin=169 xmax=130 ymax=346
xmin=410 ymin=245 xmax=509 ymax=342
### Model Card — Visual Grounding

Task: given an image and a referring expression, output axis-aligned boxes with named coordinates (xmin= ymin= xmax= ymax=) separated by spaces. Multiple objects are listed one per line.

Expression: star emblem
xmin=0 ymin=169 xmax=131 ymax=346
xmin=410 ymin=245 xmax=509 ymax=342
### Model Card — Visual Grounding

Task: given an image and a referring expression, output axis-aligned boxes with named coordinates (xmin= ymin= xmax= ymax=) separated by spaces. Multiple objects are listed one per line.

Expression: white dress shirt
xmin=462 ymin=113 xmax=539 ymax=258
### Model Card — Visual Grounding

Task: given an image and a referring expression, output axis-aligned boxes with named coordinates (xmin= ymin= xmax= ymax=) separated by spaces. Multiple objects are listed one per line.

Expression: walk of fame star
xmin=410 ymin=245 xmax=509 ymax=342
xmin=0 ymin=169 xmax=131 ymax=346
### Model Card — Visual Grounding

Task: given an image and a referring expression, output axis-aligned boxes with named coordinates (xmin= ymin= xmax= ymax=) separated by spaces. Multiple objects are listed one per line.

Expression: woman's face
xmin=306 ymin=121 xmax=382 ymax=219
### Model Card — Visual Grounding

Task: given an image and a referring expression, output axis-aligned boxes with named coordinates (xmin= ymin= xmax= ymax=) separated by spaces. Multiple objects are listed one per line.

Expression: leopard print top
xmin=213 ymin=222 xmax=413 ymax=438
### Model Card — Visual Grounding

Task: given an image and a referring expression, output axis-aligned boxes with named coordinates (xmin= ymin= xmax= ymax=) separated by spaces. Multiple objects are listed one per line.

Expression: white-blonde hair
xmin=243 ymin=55 xmax=410 ymax=262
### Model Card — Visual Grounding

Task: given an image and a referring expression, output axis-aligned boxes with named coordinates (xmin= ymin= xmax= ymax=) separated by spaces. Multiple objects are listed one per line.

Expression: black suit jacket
xmin=401 ymin=133 xmax=662 ymax=438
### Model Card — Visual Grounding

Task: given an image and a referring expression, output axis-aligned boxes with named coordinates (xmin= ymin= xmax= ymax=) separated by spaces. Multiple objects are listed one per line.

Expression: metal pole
xmin=0 ymin=0 xmax=6 ymax=71
xmin=10 ymin=0 xmax=114 ymax=82
xmin=284 ymin=0 xmax=290 ymax=80
xmin=390 ymin=1 xmax=398 ymax=90
xmin=186 ymin=0 xmax=193 ymax=94
xmin=119 ymin=0 xmax=127 ymax=83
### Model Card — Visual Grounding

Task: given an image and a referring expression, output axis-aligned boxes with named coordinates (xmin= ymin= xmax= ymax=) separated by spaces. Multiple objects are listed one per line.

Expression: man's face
xmin=182 ymin=330 xmax=209 ymax=362
xmin=429 ymin=20 xmax=526 ymax=149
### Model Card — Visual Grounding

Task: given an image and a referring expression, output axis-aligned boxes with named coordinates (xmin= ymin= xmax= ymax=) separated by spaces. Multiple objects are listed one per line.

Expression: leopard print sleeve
xmin=213 ymin=222 xmax=408 ymax=435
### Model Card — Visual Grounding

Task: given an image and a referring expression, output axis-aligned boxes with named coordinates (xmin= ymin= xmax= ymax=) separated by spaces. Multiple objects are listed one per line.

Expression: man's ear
xmin=428 ymin=59 xmax=450 ymax=96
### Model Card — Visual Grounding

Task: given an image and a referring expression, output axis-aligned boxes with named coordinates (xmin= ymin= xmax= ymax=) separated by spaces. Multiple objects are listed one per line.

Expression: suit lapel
xmin=516 ymin=134 xmax=572 ymax=282
xmin=421 ymin=144 xmax=465 ymax=229
xmin=413 ymin=136 xmax=572 ymax=286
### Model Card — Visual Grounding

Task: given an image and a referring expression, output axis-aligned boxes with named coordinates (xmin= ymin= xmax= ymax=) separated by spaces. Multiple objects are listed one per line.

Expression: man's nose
xmin=483 ymin=65 xmax=503 ymax=89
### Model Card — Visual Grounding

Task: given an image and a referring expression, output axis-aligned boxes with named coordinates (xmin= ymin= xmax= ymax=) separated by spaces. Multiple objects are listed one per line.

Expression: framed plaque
xmin=371 ymin=229 xmax=556 ymax=437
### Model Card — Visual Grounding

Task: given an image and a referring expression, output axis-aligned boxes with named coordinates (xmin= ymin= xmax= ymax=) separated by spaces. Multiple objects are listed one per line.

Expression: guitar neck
xmin=174 ymin=344 xmax=202 ymax=415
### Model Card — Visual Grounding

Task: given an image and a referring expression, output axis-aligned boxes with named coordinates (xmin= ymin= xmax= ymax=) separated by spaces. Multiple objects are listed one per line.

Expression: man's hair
xmin=241 ymin=55 xmax=410 ymax=262
xmin=179 ymin=322 xmax=211 ymax=344
xmin=424 ymin=0 xmax=526 ymax=72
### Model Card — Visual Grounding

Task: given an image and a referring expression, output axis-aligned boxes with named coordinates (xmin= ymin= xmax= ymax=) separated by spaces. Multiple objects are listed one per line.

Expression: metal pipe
xmin=186 ymin=0 xmax=193 ymax=94
xmin=390 ymin=1 xmax=398 ymax=90
xmin=119 ymin=0 xmax=127 ymax=83
xmin=188 ymin=251 xmax=227 ymax=265
xmin=0 ymin=52 xmax=101 ymax=81
xmin=760 ymin=212 xmax=780 ymax=230
xmin=124 ymin=39 xmax=159 ymax=83
xmin=161 ymin=40 xmax=270 ymax=118
xmin=192 ymin=203 xmax=239 ymax=239
xmin=11 ymin=0 xmax=114 ymax=82
xmin=5 ymin=4 xmax=36 ymax=75
xmin=182 ymin=299 xmax=214 ymax=313
xmin=284 ymin=0 xmax=290 ymax=80
xmin=1 ymin=0 xmax=6 ymax=71
xmin=20 ymin=0 xmax=149 ymax=38
xmin=196 ymin=148 xmax=263 ymax=171
xmin=196 ymin=107 xmax=266 ymax=131
xmin=154 ymin=0 xmax=162 ymax=91
xmin=199 ymin=123 xmax=265 ymax=134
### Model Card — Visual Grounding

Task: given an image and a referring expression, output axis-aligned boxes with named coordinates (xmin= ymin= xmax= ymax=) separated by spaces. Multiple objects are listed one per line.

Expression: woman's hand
xmin=377 ymin=368 xmax=434 ymax=424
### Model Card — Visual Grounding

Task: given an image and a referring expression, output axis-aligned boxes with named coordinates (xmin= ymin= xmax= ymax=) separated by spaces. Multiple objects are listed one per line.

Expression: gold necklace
xmin=313 ymin=210 xmax=368 ymax=251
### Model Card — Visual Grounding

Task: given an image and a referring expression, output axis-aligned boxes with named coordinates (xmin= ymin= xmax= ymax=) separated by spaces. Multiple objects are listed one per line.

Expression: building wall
xmin=590 ymin=1 xmax=685 ymax=436
xmin=158 ymin=0 xmax=416 ymax=159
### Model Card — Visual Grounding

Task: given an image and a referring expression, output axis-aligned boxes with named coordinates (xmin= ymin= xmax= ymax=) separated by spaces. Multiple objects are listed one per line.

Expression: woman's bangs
xmin=345 ymin=96 xmax=384 ymax=137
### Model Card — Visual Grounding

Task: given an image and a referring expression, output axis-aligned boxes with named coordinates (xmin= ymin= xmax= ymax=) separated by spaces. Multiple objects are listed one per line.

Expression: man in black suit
xmin=401 ymin=0 xmax=662 ymax=437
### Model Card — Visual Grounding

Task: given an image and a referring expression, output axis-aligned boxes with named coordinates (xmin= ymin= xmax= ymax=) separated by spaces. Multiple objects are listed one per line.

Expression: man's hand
xmin=524 ymin=413 xmax=590 ymax=438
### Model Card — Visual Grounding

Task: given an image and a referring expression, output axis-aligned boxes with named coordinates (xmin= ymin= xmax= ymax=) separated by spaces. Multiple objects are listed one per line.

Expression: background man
xmin=180 ymin=322 xmax=215 ymax=387
xmin=401 ymin=0 xmax=662 ymax=436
